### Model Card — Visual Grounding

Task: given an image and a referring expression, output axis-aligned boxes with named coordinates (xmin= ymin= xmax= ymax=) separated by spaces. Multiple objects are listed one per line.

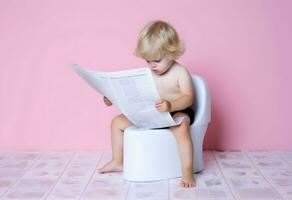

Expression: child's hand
xmin=155 ymin=99 xmax=172 ymax=112
xmin=103 ymin=96 xmax=112 ymax=106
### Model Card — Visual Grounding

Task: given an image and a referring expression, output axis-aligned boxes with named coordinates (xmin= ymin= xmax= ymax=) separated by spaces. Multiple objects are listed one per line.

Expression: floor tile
xmin=0 ymin=150 xmax=291 ymax=200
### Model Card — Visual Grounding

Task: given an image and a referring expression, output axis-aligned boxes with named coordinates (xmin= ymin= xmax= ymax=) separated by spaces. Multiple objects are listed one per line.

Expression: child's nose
xmin=150 ymin=63 xmax=156 ymax=68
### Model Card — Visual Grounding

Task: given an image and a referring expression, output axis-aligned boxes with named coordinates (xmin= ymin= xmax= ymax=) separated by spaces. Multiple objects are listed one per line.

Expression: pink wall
xmin=0 ymin=0 xmax=291 ymax=150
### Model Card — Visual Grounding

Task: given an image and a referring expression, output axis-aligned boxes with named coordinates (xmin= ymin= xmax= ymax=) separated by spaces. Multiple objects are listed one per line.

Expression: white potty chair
xmin=123 ymin=75 xmax=211 ymax=181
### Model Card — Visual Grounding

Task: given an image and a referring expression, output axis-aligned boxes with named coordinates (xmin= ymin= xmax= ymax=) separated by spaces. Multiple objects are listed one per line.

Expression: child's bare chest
xmin=152 ymin=74 xmax=181 ymax=101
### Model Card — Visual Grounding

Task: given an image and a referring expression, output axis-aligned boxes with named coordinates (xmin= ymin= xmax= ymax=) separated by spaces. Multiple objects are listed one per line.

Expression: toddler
xmin=99 ymin=20 xmax=196 ymax=187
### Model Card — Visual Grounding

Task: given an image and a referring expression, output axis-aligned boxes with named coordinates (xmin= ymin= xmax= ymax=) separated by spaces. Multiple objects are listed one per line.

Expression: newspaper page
xmin=70 ymin=64 xmax=184 ymax=129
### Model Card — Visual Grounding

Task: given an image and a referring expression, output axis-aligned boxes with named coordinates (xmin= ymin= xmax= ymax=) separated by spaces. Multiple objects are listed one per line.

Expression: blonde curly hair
xmin=135 ymin=20 xmax=185 ymax=61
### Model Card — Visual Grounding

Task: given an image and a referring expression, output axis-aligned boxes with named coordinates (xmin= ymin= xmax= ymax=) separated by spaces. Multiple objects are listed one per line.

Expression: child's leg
xmin=98 ymin=114 xmax=132 ymax=173
xmin=170 ymin=112 xmax=196 ymax=188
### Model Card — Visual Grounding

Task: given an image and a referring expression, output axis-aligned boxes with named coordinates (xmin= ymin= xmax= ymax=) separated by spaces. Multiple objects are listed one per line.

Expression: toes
xmin=180 ymin=181 xmax=185 ymax=187
xmin=97 ymin=162 xmax=123 ymax=174
xmin=98 ymin=163 xmax=111 ymax=173
xmin=181 ymin=181 xmax=196 ymax=188
xmin=98 ymin=167 xmax=106 ymax=173
xmin=181 ymin=179 xmax=197 ymax=188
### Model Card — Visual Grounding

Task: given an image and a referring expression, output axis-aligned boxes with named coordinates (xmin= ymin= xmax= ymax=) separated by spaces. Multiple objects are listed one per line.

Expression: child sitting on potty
xmin=99 ymin=20 xmax=196 ymax=188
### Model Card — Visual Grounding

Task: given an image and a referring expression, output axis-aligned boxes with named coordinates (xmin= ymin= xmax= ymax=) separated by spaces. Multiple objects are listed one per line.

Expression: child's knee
xmin=111 ymin=114 xmax=131 ymax=130
xmin=170 ymin=113 xmax=191 ymax=137
xmin=173 ymin=113 xmax=190 ymax=126
xmin=111 ymin=114 xmax=124 ymax=126
xmin=181 ymin=117 xmax=190 ymax=126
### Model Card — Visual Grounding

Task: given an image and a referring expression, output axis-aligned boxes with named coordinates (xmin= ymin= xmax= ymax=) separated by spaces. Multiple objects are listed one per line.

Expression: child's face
xmin=146 ymin=57 xmax=174 ymax=75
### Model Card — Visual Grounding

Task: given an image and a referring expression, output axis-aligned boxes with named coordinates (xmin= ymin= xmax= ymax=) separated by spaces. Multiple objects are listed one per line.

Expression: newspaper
xmin=70 ymin=64 xmax=184 ymax=129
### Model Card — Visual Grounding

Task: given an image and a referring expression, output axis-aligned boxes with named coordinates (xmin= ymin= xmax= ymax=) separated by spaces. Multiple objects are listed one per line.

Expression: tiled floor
xmin=0 ymin=150 xmax=292 ymax=200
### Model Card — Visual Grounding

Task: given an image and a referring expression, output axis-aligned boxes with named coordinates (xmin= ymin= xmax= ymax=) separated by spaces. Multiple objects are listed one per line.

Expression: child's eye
xmin=154 ymin=60 xmax=161 ymax=63
xmin=146 ymin=60 xmax=161 ymax=63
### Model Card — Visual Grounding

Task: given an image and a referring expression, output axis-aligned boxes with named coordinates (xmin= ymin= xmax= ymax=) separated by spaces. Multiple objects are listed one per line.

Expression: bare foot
xmin=180 ymin=170 xmax=196 ymax=188
xmin=98 ymin=160 xmax=123 ymax=173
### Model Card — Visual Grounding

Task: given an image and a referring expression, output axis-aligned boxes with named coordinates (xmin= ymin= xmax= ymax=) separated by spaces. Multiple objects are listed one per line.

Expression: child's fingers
xmin=155 ymin=103 xmax=163 ymax=108
xmin=155 ymin=104 xmax=166 ymax=111
xmin=155 ymin=104 xmax=161 ymax=108
xmin=156 ymin=107 xmax=162 ymax=112
xmin=103 ymin=97 xmax=112 ymax=106
xmin=155 ymin=101 xmax=165 ymax=107
xmin=157 ymin=107 xmax=166 ymax=112
xmin=155 ymin=99 xmax=163 ymax=104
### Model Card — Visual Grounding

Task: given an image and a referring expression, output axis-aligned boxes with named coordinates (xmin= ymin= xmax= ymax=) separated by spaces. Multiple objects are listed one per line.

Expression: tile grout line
xmin=211 ymin=150 xmax=238 ymax=200
xmin=244 ymin=150 xmax=284 ymax=200
xmin=124 ymin=180 xmax=132 ymax=200
xmin=278 ymin=150 xmax=292 ymax=168
xmin=0 ymin=150 xmax=44 ymax=199
xmin=167 ymin=178 xmax=170 ymax=200
xmin=277 ymin=150 xmax=292 ymax=200
xmin=43 ymin=150 xmax=77 ymax=200
xmin=77 ymin=150 xmax=105 ymax=200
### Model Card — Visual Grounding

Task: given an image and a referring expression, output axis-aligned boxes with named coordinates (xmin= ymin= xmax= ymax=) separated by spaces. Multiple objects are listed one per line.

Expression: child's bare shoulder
xmin=171 ymin=63 xmax=194 ymax=98
xmin=171 ymin=62 xmax=192 ymax=79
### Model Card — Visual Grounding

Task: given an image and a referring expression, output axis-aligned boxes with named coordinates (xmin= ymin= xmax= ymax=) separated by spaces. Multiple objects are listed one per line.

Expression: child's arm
xmin=170 ymin=68 xmax=194 ymax=112
xmin=155 ymin=68 xmax=194 ymax=112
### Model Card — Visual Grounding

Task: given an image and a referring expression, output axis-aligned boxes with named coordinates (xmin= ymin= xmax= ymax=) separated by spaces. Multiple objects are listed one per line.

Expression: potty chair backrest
xmin=190 ymin=75 xmax=211 ymax=127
